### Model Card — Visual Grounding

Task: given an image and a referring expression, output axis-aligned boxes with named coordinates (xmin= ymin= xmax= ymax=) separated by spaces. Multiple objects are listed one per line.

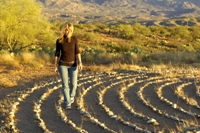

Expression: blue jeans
xmin=58 ymin=65 xmax=78 ymax=106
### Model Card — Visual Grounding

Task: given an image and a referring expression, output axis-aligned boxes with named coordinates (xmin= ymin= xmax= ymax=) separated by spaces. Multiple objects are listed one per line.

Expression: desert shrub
xmin=107 ymin=42 xmax=130 ymax=53
xmin=149 ymin=26 xmax=161 ymax=34
xmin=74 ymin=23 xmax=85 ymax=29
xmin=82 ymin=52 xmax=140 ymax=65
xmin=103 ymin=41 xmax=136 ymax=54
xmin=95 ymin=23 xmax=107 ymax=30
xmin=16 ymin=51 xmax=52 ymax=67
xmin=133 ymin=23 xmax=151 ymax=36
xmin=73 ymin=28 xmax=85 ymax=39
xmin=86 ymin=24 xmax=97 ymax=29
xmin=178 ymin=52 xmax=199 ymax=64
xmin=82 ymin=46 xmax=103 ymax=55
xmin=149 ymin=52 xmax=200 ymax=65
xmin=93 ymin=23 xmax=108 ymax=32
xmin=177 ymin=44 xmax=196 ymax=52
xmin=197 ymin=53 xmax=200 ymax=61
xmin=169 ymin=26 xmax=192 ymax=41
xmin=0 ymin=51 xmax=19 ymax=66
xmin=188 ymin=26 xmax=200 ymax=40
xmin=51 ymin=21 xmax=64 ymax=30
xmin=121 ymin=52 xmax=139 ymax=64
xmin=18 ymin=52 xmax=41 ymax=67
xmin=193 ymin=42 xmax=200 ymax=52
xmin=94 ymin=53 xmax=118 ymax=64
xmin=158 ymin=27 xmax=171 ymax=37
xmin=150 ymin=52 xmax=178 ymax=63
xmin=82 ymin=53 xmax=95 ymax=64
xmin=83 ymin=32 xmax=98 ymax=42
xmin=118 ymin=42 xmax=134 ymax=52
xmin=37 ymin=52 xmax=52 ymax=65
xmin=150 ymin=26 xmax=171 ymax=37
xmin=19 ymin=52 xmax=36 ymax=64
xmin=113 ymin=24 xmax=135 ymax=39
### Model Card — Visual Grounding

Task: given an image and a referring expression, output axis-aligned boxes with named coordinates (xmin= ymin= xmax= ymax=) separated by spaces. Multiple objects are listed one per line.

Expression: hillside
xmin=40 ymin=0 xmax=200 ymax=24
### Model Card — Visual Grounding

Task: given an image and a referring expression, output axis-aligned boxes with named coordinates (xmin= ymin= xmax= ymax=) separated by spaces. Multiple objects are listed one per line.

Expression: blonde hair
xmin=59 ymin=22 xmax=74 ymax=43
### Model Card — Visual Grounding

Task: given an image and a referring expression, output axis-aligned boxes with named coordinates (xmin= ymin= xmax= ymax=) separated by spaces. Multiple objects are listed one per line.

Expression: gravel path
xmin=1 ymin=69 xmax=200 ymax=133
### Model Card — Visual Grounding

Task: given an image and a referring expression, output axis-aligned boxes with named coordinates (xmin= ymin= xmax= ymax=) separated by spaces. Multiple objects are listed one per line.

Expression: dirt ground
xmin=0 ymin=65 xmax=200 ymax=133
xmin=0 ymin=65 xmax=55 ymax=88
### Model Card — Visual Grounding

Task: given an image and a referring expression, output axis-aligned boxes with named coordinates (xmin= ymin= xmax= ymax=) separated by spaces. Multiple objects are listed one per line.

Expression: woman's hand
xmin=76 ymin=54 xmax=82 ymax=71
xmin=78 ymin=63 xmax=83 ymax=71
xmin=54 ymin=57 xmax=59 ymax=74
xmin=55 ymin=67 xmax=59 ymax=74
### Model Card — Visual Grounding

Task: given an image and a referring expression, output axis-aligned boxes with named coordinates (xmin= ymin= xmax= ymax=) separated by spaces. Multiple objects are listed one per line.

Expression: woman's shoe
xmin=70 ymin=98 xmax=74 ymax=104
xmin=66 ymin=106 xmax=71 ymax=110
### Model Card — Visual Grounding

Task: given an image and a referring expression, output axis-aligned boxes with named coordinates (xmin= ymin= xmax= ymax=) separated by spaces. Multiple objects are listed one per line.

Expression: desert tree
xmin=169 ymin=26 xmax=192 ymax=41
xmin=0 ymin=0 xmax=56 ymax=53
xmin=189 ymin=25 xmax=200 ymax=41
xmin=116 ymin=24 xmax=135 ymax=39
xmin=132 ymin=23 xmax=151 ymax=36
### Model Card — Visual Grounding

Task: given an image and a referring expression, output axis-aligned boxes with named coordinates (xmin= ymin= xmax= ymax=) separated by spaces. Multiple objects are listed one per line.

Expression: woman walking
xmin=54 ymin=22 xmax=82 ymax=109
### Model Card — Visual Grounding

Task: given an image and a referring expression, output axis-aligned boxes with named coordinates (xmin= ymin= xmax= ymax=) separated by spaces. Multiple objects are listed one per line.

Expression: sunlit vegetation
xmin=0 ymin=0 xmax=56 ymax=54
xmin=73 ymin=23 xmax=200 ymax=67
xmin=0 ymin=0 xmax=200 ymax=68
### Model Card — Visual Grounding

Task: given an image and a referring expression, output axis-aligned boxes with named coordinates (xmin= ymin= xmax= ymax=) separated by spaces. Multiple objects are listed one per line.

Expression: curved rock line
xmin=56 ymin=93 xmax=88 ymax=133
xmin=118 ymin=76 xmax=164 ymax=127
xmin=77 ymin=79 xmax=117 ymax=132
xmin=155 ymin=81 xmax=200 ymax=132
xmin=137 ymin=78 xmax=188 ymax=124
xmin=40 ymin=72 xmax=105 ymax=133
xmin=156 ymin=82 xmax=200 ymax=117
xmin=75 ymin=71 xmax=137 ymax=133
xmin=174 ymin=82 xmax=200 ymax=109
xmin=40 ymin=72 xmax=117 ymax=133
xmin=40 ymin=72 xmax=101 ymax=133
xmin=33 ymin=85 xmax=62 ymax=133
xmin=54 ymin=73 xmax=104 ymax=133
xmin=1 ymin=80 xmax=59 ymax=132
xmin=195 ymin=81 xmax=200 ymax=97
xmin=98 ymin=75 xmax=152 ymax=133
xmin=1 ymin=79 xmax=59 ymax=132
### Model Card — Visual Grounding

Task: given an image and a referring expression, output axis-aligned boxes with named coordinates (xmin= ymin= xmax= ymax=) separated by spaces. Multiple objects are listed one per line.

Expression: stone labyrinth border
xmin=0 ymin=69 xmax=200 ymax=133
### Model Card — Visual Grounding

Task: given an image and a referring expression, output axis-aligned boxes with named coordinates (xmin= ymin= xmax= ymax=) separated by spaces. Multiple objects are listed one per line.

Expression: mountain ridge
xmin=40 ymin=0 xmax=200 ymax=24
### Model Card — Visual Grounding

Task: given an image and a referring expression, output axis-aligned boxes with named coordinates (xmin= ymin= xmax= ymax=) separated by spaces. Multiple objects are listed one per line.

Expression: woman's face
xmin=65 ymin=27 xmax=73 ymax=37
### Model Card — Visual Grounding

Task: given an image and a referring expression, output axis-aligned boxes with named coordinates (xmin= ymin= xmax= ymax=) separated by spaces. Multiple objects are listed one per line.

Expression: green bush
xmin=0 ymin=0 xmax=56 ymax=53
xmin=112 ymin=24 xmax=135 ymax=39
xmin=170 ymin=26 xmax=192 ymax=41
xmin=83 ymin=32 xmax=97 ymax=42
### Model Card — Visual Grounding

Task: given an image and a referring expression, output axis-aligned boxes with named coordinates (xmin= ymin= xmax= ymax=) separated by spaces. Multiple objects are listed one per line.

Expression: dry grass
xmin=0 ymin=52 xmax=52 ymax=68
xmin=150 ymin=63 xmax=172 ymax=69
xmin=0 ymin=64 xmax=55 ymax=88
xmin=0 ymin=52 xmax=19 ymax=66
xmin=84 ymin=63 xmax=141 ymax=72
xmin=18 ymin=52 xmax=52 ymax=67
xmin=175 ymin=118 xmax=199 ymax=133
xmin=0 ymin=77 xmax=18 ymax=88
xmin=0 ymin=52 xmax=54 ymax=88
xmin=83 ymin=52 xmax=139 ymax=65
xmin=20 ymin=52 xmax=36 ymax=64
xmin=111 ymin=62 xmax=141 ymax=70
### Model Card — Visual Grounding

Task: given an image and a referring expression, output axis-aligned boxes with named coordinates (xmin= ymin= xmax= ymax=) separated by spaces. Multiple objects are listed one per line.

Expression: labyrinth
xmin=0 ymin=68 xmax=200 ymax=133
